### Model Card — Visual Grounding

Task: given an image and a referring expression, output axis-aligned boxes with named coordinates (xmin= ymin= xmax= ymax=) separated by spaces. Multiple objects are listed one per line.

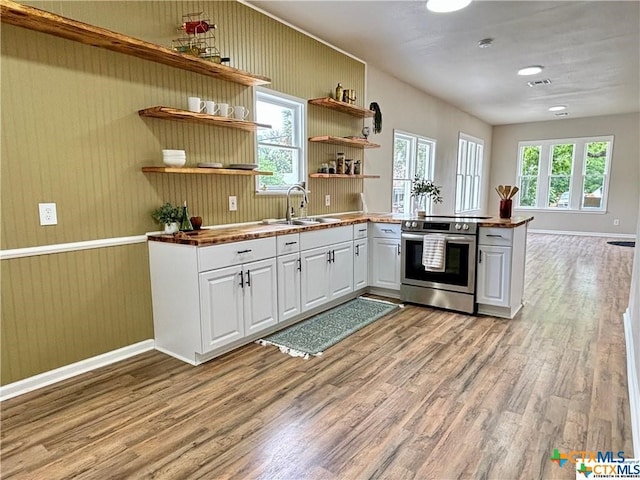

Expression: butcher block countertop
xmin=147 ymin=213 xmax=534 ymax=247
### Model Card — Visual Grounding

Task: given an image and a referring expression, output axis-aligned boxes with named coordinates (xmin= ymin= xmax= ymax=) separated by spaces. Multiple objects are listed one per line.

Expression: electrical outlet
xmin=39 ymin=203 xmax=58 ymax=226
xmin=229 ymin=196 xmax=237 ymax=211
xmin=614 ymin=219 xmax=620 ymax=226
xmin=325 ymin=194 xmax=331 ymax=207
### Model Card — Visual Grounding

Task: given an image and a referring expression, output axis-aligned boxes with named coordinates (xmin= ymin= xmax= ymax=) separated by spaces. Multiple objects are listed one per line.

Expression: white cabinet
xmin=476 ymin=245 xmax=511 ymax=306
xmin=300 ymin=241 xmax=354 ymax=312
xmin=369 ymin=222 xmax=402 ymax=292
xmin=477 ymin=225 xmax=528 ymax=319
xmin=277 ymin=252 xmax=302 ymax=322
xmin=354 ymin=238 xmax=368 ymax=290
xmin=200 ymin=258 xmax=277 ymax=352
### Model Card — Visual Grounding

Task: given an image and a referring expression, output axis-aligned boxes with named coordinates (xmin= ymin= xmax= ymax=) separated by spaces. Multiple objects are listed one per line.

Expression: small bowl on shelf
xmin=162 ymin=149 xmax=186 ymax=167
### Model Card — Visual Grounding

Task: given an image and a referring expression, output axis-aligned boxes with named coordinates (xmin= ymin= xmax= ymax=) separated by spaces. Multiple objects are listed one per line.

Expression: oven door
xmin=401 ymin=232 xmax=476 ymax=294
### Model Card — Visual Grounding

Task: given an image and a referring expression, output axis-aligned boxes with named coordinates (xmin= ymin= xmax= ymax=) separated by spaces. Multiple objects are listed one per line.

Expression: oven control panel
xmin=402 ymin=219 xmax=478 ymax=234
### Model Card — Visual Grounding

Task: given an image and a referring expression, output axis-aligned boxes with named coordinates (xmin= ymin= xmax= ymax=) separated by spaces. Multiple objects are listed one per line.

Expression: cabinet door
xmin=371 ymin=237 xmax=401 ymax=290
xmin=300 ymin=246 xmax=330 ymax=312
xmin=199 ymin=266 xmax=244 ymax=352
xmin=329 ymin=241 xmax=354 ymax=299
xmin=476 ymin=245 xmax=511 ymax=306
xmin=277 ymin=253 xmax=301 ymax=322
xmin=243 ymin=258 xmax=278 ymax=335
xmin=353 ymin=239 xmax=368 ymax=290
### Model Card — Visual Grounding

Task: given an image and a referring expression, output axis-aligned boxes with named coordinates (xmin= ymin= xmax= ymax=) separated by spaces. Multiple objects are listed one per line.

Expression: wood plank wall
xmin=0 ymin=0 xmax=366 ymax=384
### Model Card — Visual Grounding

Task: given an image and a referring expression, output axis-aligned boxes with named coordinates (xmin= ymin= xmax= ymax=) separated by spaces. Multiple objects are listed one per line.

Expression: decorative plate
xmin=197 ymin=162 xmax=223 ymax=168
xmin=228 ymin=163 xmax=259 ymax=170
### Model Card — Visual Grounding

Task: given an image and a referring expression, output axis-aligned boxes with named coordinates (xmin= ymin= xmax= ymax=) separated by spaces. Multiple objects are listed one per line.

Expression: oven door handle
xmin=401 ymin=233 xmax=473 ymax=243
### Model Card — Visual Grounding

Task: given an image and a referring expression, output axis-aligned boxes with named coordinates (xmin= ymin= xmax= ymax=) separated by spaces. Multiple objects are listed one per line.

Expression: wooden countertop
xmin=147 ymin=213 xmax=534 ymax=246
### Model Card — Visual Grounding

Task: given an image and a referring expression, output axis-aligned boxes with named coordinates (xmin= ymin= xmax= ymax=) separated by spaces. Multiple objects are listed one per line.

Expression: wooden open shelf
xmin=308 ymin=97 xmax=375 ymax=118
xmin=142 ymin=167 xmax=272 ymax=176
xmin=139 ymin=107 xmax=271 ymax=132
xmin=0 ymin=0 xmax=271 ymax=86
xmin=308 ymin=136 xmax=380 ymax=149
xmin=309 ymin=173 xmax=380 ymax=179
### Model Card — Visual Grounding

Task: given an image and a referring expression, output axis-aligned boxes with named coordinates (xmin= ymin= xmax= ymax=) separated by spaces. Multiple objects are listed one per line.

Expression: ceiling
xmin=247 ymin=0 xmax=640 ymax=125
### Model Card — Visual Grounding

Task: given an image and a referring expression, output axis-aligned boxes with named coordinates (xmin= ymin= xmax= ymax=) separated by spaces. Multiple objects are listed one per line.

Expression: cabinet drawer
xmin=198 ymin=237 xmax=276 ymax=272
xmin=300 ymin=225 xmax=352 ymax=251
xmin=353 ymin=223 xmax=368 ymax=240
xmin=370 ymin=223 xmax=401 ymax=238
xmin=277 ymin=233 xmax=300 ymax=255
xmin=479 ymin=227 xmax=513 ymax=246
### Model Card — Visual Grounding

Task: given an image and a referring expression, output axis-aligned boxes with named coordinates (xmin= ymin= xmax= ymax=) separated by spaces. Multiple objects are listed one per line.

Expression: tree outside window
xmin=392 ymin=131 xmax=436 ymax=214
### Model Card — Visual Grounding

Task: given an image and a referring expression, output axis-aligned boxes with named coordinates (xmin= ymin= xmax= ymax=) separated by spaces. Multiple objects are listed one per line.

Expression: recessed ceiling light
xmin=548 ymin=105 xmax=567 ymax=112
xmin=517 ymin=65 xmax=544 ymax=76
xmin=426 ymin=0 xmax=472 ymax=13
xmin=478 ymin=38 xmax=493 ymax=48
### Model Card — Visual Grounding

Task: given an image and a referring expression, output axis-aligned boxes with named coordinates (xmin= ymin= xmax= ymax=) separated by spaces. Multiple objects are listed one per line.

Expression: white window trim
xmin=392 ymin=129 xmax=437 ymax=214
xmin=515 ymin=135 xmax=614 ymax=213
xmin=455 ymin=132 xmax=484 ymax=214
xmin=254 ymin=87 xmax=307 ymax=195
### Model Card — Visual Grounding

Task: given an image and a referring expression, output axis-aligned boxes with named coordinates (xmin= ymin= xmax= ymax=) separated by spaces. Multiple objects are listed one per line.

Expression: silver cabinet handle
xmin=382 ymin=228 xmax=394 ymax=233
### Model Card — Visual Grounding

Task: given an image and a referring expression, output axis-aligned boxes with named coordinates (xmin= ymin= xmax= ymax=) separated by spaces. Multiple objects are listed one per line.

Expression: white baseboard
xmin=529 ymin=229 xmax=636 ymax=239
xmin=0 ymin=340 xmax=155 ymax=402
xmin=623 ymin=308 xmax=640 ymax=456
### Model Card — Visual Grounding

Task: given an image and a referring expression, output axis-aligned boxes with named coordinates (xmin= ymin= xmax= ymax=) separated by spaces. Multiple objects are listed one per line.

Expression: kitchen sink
xmin=304 ymin=217 xmax=341 ymax=224
xmin=273 ymin=219 xmax=320 ymax=226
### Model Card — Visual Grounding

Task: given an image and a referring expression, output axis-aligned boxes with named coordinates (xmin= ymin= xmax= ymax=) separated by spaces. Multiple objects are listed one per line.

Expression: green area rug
xmin=257 ymin=297 xmax=399 ymax=359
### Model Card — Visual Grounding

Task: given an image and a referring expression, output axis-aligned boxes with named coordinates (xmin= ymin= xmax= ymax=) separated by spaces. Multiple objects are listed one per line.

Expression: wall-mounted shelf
xmin=308 ymin=136 xmax=380 ymax=149
xmin=142 ymin=167 xmax=272 ymax=176
xmin=139 ymin=107 xmax=271 ymax=132
xmin=309 ymin=173 xmax=380 ymax=179
xmin=0 ymin=0 xmax=271 ymax=86
xmin=308 ymin=97 xmax=374 ymax=118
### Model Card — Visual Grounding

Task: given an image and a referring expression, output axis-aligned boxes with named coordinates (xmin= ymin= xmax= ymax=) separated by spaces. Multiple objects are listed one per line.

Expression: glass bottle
xmin=179 ymin=201 xmax=193 ymax=231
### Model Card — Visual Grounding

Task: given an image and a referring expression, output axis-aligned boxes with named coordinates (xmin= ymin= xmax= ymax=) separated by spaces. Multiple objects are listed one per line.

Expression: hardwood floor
xmin=1 ymin=233 xmax=635 ymax=479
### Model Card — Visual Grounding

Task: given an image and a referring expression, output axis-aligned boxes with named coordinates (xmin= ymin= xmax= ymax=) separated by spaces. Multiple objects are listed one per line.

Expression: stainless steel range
xmin=401 ymin=216 xmax=482 ymax=314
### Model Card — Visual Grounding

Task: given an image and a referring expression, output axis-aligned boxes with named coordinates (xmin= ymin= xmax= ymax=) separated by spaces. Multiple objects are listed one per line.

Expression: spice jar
xmin=354 ymin=160 xmax=361 ymax=175
xmin=336 ymin=152 xmax=345 ymax=174
xmin=328 ymin=161 xmax=336 ymax=174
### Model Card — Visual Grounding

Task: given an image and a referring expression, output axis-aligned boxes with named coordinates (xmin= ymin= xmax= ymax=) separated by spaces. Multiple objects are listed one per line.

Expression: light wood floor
xmin=1 ymin=234 xmax=635 ymax=479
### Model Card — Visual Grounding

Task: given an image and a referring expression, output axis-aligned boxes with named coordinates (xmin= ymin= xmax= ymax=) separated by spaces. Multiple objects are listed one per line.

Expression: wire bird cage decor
xmin=171 ymin=12 xmax=229 ymax=64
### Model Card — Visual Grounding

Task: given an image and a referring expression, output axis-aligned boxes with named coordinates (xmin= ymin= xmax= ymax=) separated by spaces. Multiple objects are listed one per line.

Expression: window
xmin=516 ymin=136 xmax=613 ymax=211
xmin=455 ymin=133 xmax=484 ymax=213
xmin=392 ymin=130 xmax=436 ymax=214
xmin=255 ymin=89 xmax=306 ymax=192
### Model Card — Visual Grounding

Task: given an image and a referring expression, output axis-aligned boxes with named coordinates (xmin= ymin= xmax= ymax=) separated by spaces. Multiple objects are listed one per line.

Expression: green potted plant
xmin=410 ymin=176 xmax=443 ymax=217
xmin=151 ymin=202 xmax=182 ymax=233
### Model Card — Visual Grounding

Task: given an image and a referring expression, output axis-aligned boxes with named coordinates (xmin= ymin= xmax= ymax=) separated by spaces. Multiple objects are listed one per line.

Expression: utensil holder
xmin=499 ymin=199 xmax=512 ymax=219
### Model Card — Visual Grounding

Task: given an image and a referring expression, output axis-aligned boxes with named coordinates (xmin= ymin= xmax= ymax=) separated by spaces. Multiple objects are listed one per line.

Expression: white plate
xmin=197 ymin=162 xmax=223 ymax=168
xmin=228 ymin=163 xmax=259 ymax=170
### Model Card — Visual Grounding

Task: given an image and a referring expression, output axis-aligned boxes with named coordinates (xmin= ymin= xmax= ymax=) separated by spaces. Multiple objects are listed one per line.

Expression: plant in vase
xmin=151 ymin=202 xmax=182 ymax=234
xmin=410 ymin=176 xmax=443 ymax=216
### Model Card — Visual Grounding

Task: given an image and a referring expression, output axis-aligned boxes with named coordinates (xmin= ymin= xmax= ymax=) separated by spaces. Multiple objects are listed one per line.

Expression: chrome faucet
xmin=286 ymin=182 xmax=308 ymax=222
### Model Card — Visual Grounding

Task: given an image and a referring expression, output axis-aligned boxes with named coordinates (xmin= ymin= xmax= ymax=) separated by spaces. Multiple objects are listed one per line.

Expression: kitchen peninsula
xmin=148 ymin=213 xmax=533 ymax=365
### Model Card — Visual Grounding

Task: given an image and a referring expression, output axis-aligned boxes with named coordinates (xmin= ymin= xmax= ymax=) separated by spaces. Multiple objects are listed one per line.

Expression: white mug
xmin=204 ymin=101 xmax=219 ymax=115
xmin=233 ymin=106 xmax=250 ymax=120
xmin=218 ymin=103 xmax=234 ymax=117
xmin=187 ymin=96 xmax=205 ymax=113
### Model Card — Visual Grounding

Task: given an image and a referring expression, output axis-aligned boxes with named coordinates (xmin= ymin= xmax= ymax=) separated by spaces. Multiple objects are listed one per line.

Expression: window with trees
xmin=455 ymin=133 xmax=484 ymax=213
xmin=392 ymin=130 xmax=436 ymax=214
xmin=255 ymin=90 xmax=306 ymax=192
xmin=516 ymin=136 xmax=613 ymax=211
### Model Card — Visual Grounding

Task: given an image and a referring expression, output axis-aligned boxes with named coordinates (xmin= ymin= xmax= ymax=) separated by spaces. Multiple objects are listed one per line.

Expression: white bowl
xmin=162 ymin=149 xmax=186 ymax=155
xmin=162 ymin=156 xmax=186 ymax=167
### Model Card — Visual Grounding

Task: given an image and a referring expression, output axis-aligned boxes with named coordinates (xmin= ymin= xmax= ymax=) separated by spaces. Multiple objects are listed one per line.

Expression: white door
xmin=277 ymin=253 xmax=301 ymax=322
xmin=300 ymin=246 xmax=330 ymax=312
xmin=329 ymin=241 xmax=354 ymax=299
xmin=199 ymin=265 xmax=244 ymax=352
xmin=243 ymin=258 xmax=278 ymax=335
xmin=371 ymin=237 xmax=401 ymax=290
xmin=476 ymin=245 xmax=511 ymax=306
xmin=353 ymin=239 xmax=368 ymax=290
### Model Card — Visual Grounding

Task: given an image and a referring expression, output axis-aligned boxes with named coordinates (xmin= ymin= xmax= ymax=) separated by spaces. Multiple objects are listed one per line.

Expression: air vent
xmin=527 ymin=79 xmax=552 ymax=87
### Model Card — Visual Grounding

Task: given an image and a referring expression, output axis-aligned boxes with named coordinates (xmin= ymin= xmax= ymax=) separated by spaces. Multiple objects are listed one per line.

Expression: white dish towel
xmin=422 ymin=235 xmax=446 ymax=272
